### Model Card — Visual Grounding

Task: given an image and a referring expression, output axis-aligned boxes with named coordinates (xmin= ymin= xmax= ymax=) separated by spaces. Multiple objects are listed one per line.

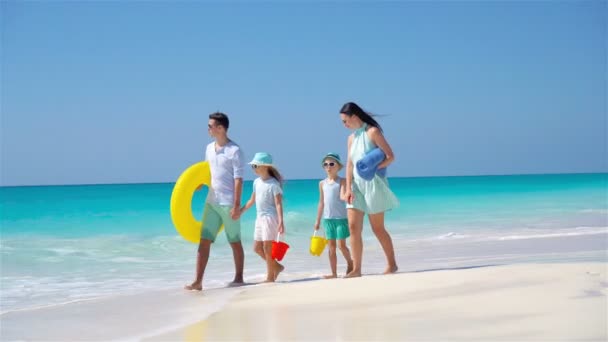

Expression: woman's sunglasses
xmin=323 ymin=162 xmax=336 ymax=167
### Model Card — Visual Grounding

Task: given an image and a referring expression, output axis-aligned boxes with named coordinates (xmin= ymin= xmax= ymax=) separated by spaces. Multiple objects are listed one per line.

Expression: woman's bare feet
xmin=344 ymin=270 xmax=362 ymax=278
xmin=383 ymin=265 xmax=398 ymax=274
xmin=323 ymin=274 xmax=337 ymax=279
xmin=184 ymin=282 xmax=202 ymax=291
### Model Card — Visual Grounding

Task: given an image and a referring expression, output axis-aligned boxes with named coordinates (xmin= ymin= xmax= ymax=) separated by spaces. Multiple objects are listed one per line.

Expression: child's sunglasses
xmin=251 ymin=164 xmax=259 ymax=169
xmin=323 ymin=162 xmax=336 ymax=167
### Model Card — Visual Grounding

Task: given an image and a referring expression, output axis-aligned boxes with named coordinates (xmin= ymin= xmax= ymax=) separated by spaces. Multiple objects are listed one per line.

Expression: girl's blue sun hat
xmin=249 ymin=152 xmax=275 ymax=167
xmin=321 ymin=152 xmax=343 ymax=168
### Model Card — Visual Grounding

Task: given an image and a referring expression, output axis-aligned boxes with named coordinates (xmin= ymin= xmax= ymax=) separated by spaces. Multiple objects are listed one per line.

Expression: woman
xmin=340 ymin=102 xmax=399 ymax=277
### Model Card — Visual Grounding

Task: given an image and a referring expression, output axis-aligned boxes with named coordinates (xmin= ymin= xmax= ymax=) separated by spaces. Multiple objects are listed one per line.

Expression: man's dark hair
xmin=209 ymin=112 xmax=229 ymax=129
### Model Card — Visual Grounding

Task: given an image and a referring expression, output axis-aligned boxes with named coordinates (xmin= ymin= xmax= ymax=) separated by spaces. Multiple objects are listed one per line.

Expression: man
xmin=185 ymin=112 xmax=245 ymax=291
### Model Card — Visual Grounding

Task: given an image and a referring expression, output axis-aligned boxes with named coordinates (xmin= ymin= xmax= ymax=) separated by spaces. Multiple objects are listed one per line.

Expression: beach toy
xmin=309 ymin=230 xmax=327 ymax=256
xmin=356 ymin=147 xmax=387 ymax=180
xmin=271 ymin=233 xmax=290 ymax=261
xmin=170 ymin=161 xmax=222 ymax=243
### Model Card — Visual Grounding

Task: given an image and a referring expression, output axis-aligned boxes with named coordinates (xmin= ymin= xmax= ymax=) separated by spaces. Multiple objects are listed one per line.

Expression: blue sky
xmin=2 ymin=1 xmax=606 ymax=186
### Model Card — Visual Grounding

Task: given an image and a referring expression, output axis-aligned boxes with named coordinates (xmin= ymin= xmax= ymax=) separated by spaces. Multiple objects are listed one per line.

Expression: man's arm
xmin=230 ymin=148 xmax=246 ymax=219
xmin=232 ymin=178 xmax=243 ymax=208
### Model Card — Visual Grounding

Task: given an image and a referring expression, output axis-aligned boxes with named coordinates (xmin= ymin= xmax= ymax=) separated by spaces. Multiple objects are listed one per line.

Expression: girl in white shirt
xmin=240 ymin=152 xmax=285 ymax=282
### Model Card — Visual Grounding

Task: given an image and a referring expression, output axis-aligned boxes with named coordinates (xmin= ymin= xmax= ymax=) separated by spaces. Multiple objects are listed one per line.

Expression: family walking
xmin=185 ymin=102 xmax=399 ymax=291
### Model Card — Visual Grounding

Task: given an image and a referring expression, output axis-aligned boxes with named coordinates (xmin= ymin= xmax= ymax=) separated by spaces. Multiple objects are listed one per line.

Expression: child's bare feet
xmin=323 ymin=274 xmax=337 ymax=279
xmin=383 ymin=265 xmax=398 ymax=274
xmin=184 ymin=282 xmax=202 ymax=291
xmin=230 ymin=275 xmax=244 ymax=285
xmin=346 ymin=262 xmax=353 ymax=275
xmin=274 ymin=263 xmax=285 ymax=281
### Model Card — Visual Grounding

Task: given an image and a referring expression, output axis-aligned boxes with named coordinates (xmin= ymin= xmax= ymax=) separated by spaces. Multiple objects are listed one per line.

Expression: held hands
xmin=278 ymin=222 xmax=285 ymax=234
xmin=314 ymin=222 xmax=320 ymax=231
xmin=343 ymin=189 xmax=355 ymax=205
xmin=230 ymin=207 xmax=241 ymax=220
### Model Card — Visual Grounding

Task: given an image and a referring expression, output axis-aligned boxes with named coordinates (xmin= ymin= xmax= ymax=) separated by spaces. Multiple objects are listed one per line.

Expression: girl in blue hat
xmin=240 ymin=152 xmax=286 ymax=282
xmin=314 ymin=153 xmax=354 ymax=278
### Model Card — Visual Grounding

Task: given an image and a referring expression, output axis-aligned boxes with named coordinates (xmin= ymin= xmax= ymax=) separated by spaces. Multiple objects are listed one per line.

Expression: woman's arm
xmin=368 ymin=127 xmax=395 ymax=169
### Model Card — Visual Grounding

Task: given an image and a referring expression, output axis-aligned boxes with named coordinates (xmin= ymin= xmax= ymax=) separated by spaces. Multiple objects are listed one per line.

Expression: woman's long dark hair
xmin=339 ymin=102 xmax=383 ymax=132
xmin=268 ymin=167 xmax=284 ymax=189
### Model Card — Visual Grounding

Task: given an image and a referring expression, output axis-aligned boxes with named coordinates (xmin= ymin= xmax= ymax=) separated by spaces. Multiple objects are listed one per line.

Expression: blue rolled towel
xmin=356 ymin=148 xmax=387 ymax=181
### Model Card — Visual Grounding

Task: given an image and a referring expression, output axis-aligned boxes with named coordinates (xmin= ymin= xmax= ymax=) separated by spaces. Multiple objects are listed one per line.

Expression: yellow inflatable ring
xmin=170 ymin=161 xmax=222 ymax=243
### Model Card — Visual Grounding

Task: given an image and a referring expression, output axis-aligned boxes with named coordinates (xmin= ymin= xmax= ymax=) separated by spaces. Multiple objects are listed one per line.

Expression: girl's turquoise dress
xmin=347 ymin=123 xmax=400 ymax=214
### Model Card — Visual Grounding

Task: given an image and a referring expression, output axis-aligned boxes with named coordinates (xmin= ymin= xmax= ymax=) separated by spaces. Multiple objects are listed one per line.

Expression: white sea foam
xmin=497 ymin=227 xmax=608 ymax=241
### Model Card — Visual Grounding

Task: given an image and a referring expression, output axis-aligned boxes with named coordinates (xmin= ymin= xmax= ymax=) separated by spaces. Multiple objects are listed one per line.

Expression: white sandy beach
xmin=2 ymin=262 xmax=606 ymax=341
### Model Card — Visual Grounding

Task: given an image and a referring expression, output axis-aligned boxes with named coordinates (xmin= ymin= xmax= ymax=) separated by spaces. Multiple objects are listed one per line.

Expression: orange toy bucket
xmin=271 ymin=233 xmax=290 ymax=261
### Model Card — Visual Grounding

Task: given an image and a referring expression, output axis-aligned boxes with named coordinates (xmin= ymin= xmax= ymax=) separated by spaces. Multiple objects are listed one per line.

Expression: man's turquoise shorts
xmin=201 ymin=203 xmax=241 ymax=243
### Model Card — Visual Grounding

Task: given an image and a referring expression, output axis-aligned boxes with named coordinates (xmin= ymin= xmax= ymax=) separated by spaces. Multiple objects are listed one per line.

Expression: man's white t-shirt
xmin=205 ymin=140 xmax=245 ymax=206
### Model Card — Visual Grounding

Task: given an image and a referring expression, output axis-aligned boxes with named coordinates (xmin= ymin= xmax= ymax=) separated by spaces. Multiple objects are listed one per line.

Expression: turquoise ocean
xmin=1 ymin=173 xmax=607 ymax=313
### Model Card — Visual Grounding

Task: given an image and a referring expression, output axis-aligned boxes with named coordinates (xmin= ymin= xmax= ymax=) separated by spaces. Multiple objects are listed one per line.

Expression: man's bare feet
xmin=383 ymin=265 xmax=398 ymax=274
xmin=184 ymin=282 xmax=202 ymax=291
xmin=274 ymin=263 xmax=285 ymax=281
xmin=344 ymin=270 xmax=362 ymax=278
xmin=323 ymin=274 xmax=337 ymax=279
